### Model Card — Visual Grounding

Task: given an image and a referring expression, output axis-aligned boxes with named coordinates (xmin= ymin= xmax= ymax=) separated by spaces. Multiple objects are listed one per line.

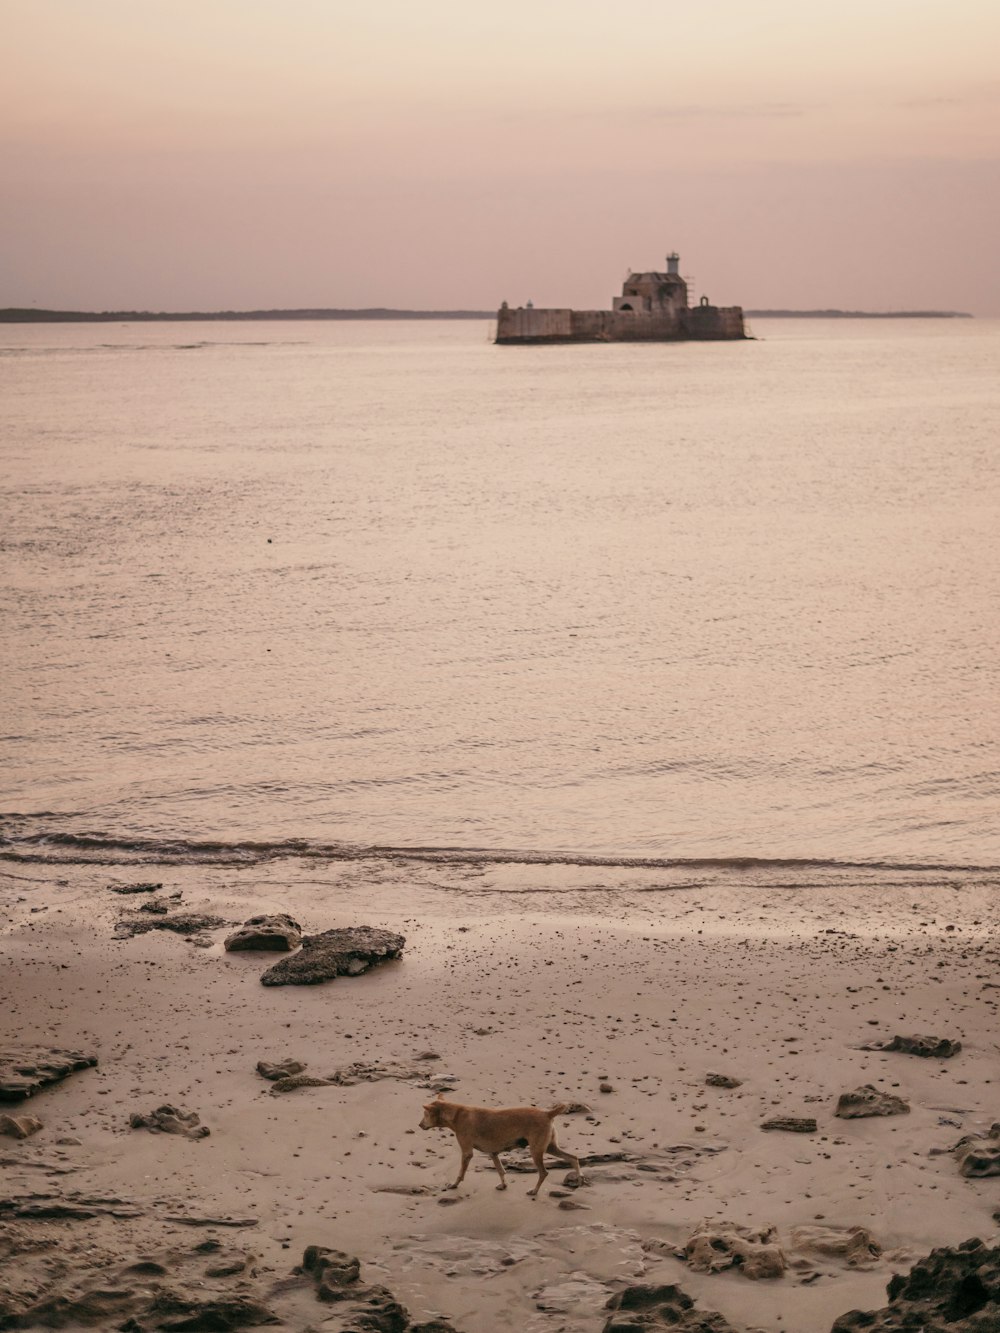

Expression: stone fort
xmin=496 ymin=253 xmax=745 ymax=344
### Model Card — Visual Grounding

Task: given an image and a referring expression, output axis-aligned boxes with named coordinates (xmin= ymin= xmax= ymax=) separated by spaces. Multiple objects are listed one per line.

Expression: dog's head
xmin=419 ymin=1096 xmax=446 ymax=1130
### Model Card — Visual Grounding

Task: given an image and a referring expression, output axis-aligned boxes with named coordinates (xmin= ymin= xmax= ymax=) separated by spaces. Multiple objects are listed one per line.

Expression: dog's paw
xmin=495 ymin=1183 xmax=507 ymax=1191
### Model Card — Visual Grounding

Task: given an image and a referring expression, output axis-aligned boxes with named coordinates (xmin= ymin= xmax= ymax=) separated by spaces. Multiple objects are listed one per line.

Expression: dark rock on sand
xmin=153 ymin=1293 xmax=279 ymax=1330
xmin=835 ymin=1084 xmax=910 ymax=1118
xmin=226 ymin=914 xmax=302 ymax=952
xmin=108 ymin=880 xmax=163 ymax=894
xmin=706 ymin=1074 xmax=743 ymax=1088
xmin=256 ymin=1058 xmax=307 ymax=1081
xmin=830 ymin=1237 xmax=1000 ymax=1331
xmin=0 ymin=1047 xmax=98 ymax=1102
xmin=0 ymin=1239 xmax=276 ymax=1330
xmin=0 ymin=1112 xmax=43 ymax=1139
xmin=260 ymin=926 xmax=405 ymax=986
xmin=603 ymin=1283 xmax=757 ymax=1331
xmin=0 ymin=1192 xmax=143 ymax=1220
xmin=342 ymin=1285 xmax=410 ymax=1331
xmin=297 ymin=1247 xmax=450 ymax=1331
xmin=267 ymin=1059 xmax=441 ymax=1093
xmin=117 ymin=910 xmax=226 ymax=939
xmin=302 ymin=1244 xmax=362 ymax=1299
xmin=859 ymin=1033 xmax=963 ymax=1058
xmin=129 ymin=1105 xmax=210 ymax=1139
xmin=954 ymin=1123 xmax=1000 ymax=1178
xmin=760 ymin=1117 xmax=817 ymax=1133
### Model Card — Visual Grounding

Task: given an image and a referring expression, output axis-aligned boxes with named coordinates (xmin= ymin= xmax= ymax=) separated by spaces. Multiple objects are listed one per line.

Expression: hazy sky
xmin=3 ymin=0 xmax=998 ymax=312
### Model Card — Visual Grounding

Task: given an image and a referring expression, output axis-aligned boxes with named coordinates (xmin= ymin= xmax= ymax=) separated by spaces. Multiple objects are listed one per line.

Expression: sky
xmin=2 ymin=0 xmax=999 ymax=313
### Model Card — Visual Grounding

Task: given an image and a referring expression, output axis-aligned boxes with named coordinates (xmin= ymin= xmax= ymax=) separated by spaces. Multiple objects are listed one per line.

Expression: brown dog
xmin=419 ymin=1095 xmax=582 ymax=1198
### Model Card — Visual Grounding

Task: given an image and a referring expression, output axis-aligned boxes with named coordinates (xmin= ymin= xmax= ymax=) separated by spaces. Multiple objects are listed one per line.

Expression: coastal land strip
xmin=0 ymin=307 xmax=972 ymax=323
xmin=1 ymin=855 xmax=997 ymax=1330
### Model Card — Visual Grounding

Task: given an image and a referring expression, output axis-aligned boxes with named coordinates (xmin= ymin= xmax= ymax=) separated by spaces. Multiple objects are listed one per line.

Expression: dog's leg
xmin=527 ymin=1147 xmax=548 ymax=1199
xmin=545 ymin=1144 xmax=582 ymax=1185
xmin=447 ymin=1149 xmax=473 ymax=1191
xmin=490 ymin=1153 xmax=507 ymax=1190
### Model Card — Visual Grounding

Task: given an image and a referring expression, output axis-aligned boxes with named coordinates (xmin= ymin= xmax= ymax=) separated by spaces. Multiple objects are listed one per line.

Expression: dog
xmin=419 ymin=1094 xmax=582 ymax=1198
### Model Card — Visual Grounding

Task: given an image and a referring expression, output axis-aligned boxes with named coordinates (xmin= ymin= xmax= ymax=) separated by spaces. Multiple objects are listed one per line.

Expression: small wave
xmin=0 ymin=826 xmax=996 ymax=877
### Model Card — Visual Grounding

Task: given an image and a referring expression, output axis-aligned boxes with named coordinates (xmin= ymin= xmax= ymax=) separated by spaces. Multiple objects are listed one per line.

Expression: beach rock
xmin=835 ymin=1084 xmax=910 ymax=1119
xmin=603 ymin=1282 xmax=754 ymax=1331
xmin=0 ymin=1192 xmax=142 ymax=1220
xmin=760 ymin=1117 xmax=817 ymax=1133
xmin=108 ymin=880 xmax=163 ymax=894
xmin=129 ymin=1105 xmax=210 ymax=1139
xmin=267 ymin=1072 xmax=335 ymax=1093
xmin=117 ymin=910 xmax=226 ymax=938
xmin=790 ymin=1224 xmax=882 ymax=1267
xmin=706 ymin=1074 xmax=743 ymax=1088
xmin=954 ymin=1123 xmax=1000 ymax=1178
xmin=260 ymin=926 xmax=405 ymax=986
xmin=830 ymin=1237 xmax=1000 ymax=1331
xmin=0 ymin=1239 xmax=276 ymax=1330
xmin=860 ymin=1033 xmax=963 ymax=1058
xmin=297 ymin=1248 xmax=416 ymax=1330
xmin=153 ymin=1293 xmax=280 ymax=1329
xmin=410 ymin=1323 xmax=463 ymax=1332
xmin=0 ymin=1113 xmax=43 ymax=1139
xmin=256 ymin=1058 xmax=307 ymax=1080
xmin=348 ymin=1286 xmax=410 ymax=1331
xmin=680 ymin=1221 xmax=786 ymax=1280
xmin=226 ymin=913 xmax=302 ymax=952
xmin=301 ymin=1244 xmax=362 ymax=1300
xmin=0 ymin=1047 xmax=98 ymax=1102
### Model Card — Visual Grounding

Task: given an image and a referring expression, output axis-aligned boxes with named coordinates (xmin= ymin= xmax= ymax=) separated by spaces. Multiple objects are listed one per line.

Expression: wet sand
xmin=2 ymin=859 xmax=998 ymax=1330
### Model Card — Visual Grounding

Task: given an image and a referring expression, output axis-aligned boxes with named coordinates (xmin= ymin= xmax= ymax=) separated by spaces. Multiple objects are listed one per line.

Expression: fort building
xmin=495 ymin=253 xmax=745 ymax=344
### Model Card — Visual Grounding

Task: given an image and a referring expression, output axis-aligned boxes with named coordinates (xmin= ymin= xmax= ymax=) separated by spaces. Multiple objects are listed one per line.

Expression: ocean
xmin=2 ymin=317 xmax=998 ymax=876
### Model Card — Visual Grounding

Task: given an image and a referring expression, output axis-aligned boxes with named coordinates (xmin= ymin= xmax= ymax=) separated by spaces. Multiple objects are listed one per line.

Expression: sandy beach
xmin=2 ymin=858 xmax=997 ymax=1330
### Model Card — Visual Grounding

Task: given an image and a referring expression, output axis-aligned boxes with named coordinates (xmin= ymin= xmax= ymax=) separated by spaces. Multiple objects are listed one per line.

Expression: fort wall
xmin=495 ymin=259 xmax=746 ymax=344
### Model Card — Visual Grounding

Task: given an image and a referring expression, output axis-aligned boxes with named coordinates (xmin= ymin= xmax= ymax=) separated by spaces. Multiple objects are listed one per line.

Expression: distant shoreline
xmin=0 ymin=306 xmax=974 ymax=323
xmin=747 ymin=309 xmax=972 ymax=319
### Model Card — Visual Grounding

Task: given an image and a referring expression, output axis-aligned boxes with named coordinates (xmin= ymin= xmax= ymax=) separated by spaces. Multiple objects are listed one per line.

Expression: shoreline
xmin=0 ymin=308 xmax=973 ymax=324
xmin=3 ymin=858 xmax=998 ymax=1330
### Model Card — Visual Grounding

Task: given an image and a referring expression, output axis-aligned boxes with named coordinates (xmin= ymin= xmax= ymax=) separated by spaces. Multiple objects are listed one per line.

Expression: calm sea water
xmin=2 ymin=318 xmax=998 ymax=872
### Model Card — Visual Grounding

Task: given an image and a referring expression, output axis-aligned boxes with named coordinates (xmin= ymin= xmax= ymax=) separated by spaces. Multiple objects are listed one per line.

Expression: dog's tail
xmin=546 ymin=1103 xmax=569 ymax=1118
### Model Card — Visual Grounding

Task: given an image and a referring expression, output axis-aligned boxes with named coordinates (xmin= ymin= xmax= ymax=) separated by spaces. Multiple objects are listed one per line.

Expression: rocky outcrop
xmin=835 ymin=1085 xmax=910 ymax=1118
xmin=301 ymin=1244 xmax=362 ymax=1299
xmin=0 ymin=1113 xmax=43 ymax=1139
xmin=129 ymin=1106 xmax=210 ymax=1139
xmin=298 ymin=1247 xmax=460 ymax=1331
xmin=256 ymin=1058 xmax=307 ymax=1081
xmin=955 ymin=1123 xmax=1000 ymax=1178
xmin=760 ymin=1117 xmax=817 ymax=1133
xmin=116 ymin=910 xmax=226 ymax=939
xmin=107 ymin=880 xmax=163 ymax=894
xmin=260 ymin=926 xmax=405 ymax=986
xmin=226 ymin=914 xmax=302 ymax=952
xmin=679 ymin=1221 xmax=786 ymax=1280
xmin=830 ymin=1237 xmax=1000 ymax=1331
xmin=0 ymin=1048 xmax=97 ymax=1102
xmin=603 ymin=1283 xmax=758 ymax=1331
xmin=0 ymin=1239 xmax=277 ymax=1330
xmin=859 ymin=1033 xmax=962 ymax=1058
